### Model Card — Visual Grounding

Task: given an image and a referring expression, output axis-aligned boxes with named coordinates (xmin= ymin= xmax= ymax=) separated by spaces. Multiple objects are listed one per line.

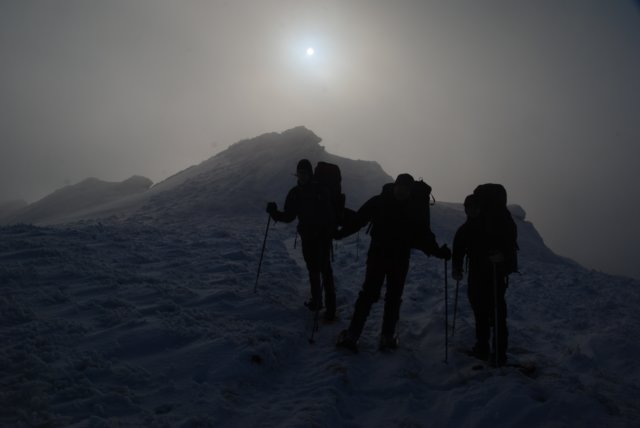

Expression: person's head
xmin=296 ymin=159 xmax=313 ymax=185
xmin=464 ymin=194 xmax=480 ymax=219
xmin=393 ymin=173 xmax=414 ymax=201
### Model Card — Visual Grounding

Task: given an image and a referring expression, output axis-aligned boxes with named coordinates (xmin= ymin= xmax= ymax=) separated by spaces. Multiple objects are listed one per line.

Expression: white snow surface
xmin=1 ymin=127 xmax=639 ymax=426
xmin=1 ymin=213 xmax=639 ymax=427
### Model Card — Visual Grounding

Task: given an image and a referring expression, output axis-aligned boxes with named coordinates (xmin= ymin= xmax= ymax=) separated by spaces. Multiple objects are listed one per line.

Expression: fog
xmin=1 ymin=0 xmax=639 ymax=279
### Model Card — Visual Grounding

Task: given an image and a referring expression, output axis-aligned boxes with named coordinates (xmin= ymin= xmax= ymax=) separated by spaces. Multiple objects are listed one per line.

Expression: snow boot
xmin=379 ymin=334 xmax=399 ymax=351
xmin=305 ymin=271 xmax=323 ymax=312
xmin=336 ymin=329 xmax=358 ymax=353
xmin=469 ymin=343 xmax=490 ymax=361
xmin=304 ymin=300 xmax=323 ymax=312
xmin=323 ymin=309 xmax=336 ymax=322
xmin=489 ymin=352 xmax=508 ymax=368
xmin=323 ymin=273 xmax=336 ymax=322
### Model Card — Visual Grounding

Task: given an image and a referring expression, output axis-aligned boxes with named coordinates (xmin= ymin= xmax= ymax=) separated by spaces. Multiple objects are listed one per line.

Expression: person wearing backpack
xmin=452 ymin=185 xmax=518 ymax=366
xmin=334 ymin=173 xmax=451 ymax=352
xmin=266 ymin=159 xmax=337 ymax=321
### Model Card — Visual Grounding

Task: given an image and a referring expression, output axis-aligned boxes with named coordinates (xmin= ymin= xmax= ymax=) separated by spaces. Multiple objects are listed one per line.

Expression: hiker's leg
xmin=301 ymin=235 xmax=323 ymax=308
xmin=381 ymin=250 xmax=410 ymax=337
xmin=321 ymin=237 xmax=336 ymax=318
xmin=348 ymin=246 xmax=386 ymax=340
xmin=468 ymin=266 xmax=490 ymax=356
xmin=494 ymin=269 xmax=509 ymax=360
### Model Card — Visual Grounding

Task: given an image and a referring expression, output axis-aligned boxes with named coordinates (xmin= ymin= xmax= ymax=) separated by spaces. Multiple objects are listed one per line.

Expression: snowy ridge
xmin=4 ymin=127 xmax=391 ymax=226
xmin=2 ymin=176 xmax=153 ymax=226
xmin=1 ymin=214 xmax=639 ymax=427
xmin=1 ymin=127 xmax=638 ymax=426
xmin=1 ymin=125 xmax=563 ymax=268
xmin=133 ymin=126 xmax=392 ymax=223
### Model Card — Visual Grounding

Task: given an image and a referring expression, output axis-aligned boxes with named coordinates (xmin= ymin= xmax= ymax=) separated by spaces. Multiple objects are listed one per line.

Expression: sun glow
xmin=285 ymin=36 xmax=340 ymax=83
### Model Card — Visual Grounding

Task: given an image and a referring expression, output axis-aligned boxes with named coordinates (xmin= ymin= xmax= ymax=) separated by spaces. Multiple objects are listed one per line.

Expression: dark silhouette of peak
xmin=139 ymin=127 xmax=392 ymax=221
xmin=152 ymin=126 xmax=327 ymax=194
xmin=0 ymin=126 xmax=564 ymax=267
xmin=117 ymin=175 xmax=154 ymax=192
xmin=67 ymin=175 xmax=152 ymax=193
xmin=4 ymin=175 xmax=153 ymax=225
xmin=227 ymin=126 xmax=323 ymax=157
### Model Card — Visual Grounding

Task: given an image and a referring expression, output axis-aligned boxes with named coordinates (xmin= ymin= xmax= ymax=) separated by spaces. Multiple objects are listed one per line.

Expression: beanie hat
xmin=395 ymin=173 xmax=415 ymax=186
xmin=296 ymin=159 xmax=313 ymax=175
xmin=463 ymin=194 xmax=477 ymax=208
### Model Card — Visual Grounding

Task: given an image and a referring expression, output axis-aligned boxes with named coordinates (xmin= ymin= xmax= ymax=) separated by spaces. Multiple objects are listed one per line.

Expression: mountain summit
xmin=1 ymin=126 xmax=558 ymax=264
xmin=2 ymin=127 xmax=392 ymax=225
xmin=138 ymin=126 xmax=392 ymax=221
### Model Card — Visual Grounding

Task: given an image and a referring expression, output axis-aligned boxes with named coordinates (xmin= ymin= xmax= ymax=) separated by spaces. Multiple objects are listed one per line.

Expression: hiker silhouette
xmin=334 ymin=173 xmax=451 ymax=352
xmin=452 ymin=184 xmax=518 ymax=366
xmin=266 ymin=159 xmax=337 ymax=321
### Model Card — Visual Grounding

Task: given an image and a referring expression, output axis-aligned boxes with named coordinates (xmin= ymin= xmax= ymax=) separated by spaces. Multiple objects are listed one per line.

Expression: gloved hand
xmin=489 ymin=251 xmax=504 ymax=264
xmin=452 ymin=268 xmax=463 ymax=281
xmin=266 ymin=202 xmax=277 ymax=215
xmin=436 ymin=244 xmax=451 ymax=261
xmin=333 ymin=228 xmax=347 ymax=240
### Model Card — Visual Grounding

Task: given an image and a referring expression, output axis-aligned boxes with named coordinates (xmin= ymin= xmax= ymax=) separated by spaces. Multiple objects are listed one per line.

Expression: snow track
xmin=1 ymin=216 xmax=639 ymax=427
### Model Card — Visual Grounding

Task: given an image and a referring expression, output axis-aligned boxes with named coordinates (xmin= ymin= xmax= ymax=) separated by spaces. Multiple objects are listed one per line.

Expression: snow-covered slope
xmin=4 ymin=127 xmax=391 ymax=226
xmin=2 ymin=127 xmax=636 ymax=427
xmin=2 ymin=126 xmax=558 ymax=266
xmin=3 ymin=176 xmax=152 ymax=225
xmin=1 ymin=215 xmax=638 ymax=427
xmin=134 ymin=126 xmax=393 ymax=222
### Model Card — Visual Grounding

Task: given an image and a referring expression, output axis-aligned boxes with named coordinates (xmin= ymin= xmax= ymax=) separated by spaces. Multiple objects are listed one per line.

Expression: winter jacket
xmin=452 ymin=212 xmax=518 ymax=275
xmin=339 ymin=190 xmax=440 ymax=255
xmin=271 ymin=182 xmax=335 ymax=238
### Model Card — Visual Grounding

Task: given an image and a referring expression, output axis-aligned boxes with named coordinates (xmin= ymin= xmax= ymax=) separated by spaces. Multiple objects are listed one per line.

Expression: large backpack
xmin=473 ymin=183 xmax=507 ymax=213
xmin=411 ymin=180 xmax=433 ymax=234
xmin=380 ymin=179 xmax=434 ymax=246
xmin=313 ymin=161 xmax=346 ymax=227
xmin=473 ymin=183 xmax=518 ymax=274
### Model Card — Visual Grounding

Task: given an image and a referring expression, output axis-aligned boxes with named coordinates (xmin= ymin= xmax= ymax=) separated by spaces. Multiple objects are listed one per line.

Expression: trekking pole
xmin=308 ymin=305 xmax=320 ymax=344
xmin=444 ymin=258 xmax=449 ymax=364
xmin=254 ymin=215 xmax=271 ymax=293
xmin=454 ymin=256 xmax=468 ymax=337
xmin=308 ymin=280 xmax=324 ymax=344
xmin=492 ymin=261 xmax=500 ymax=367
xmin=331 ymin=241 xmax=335 ymax=263
xmin=452 ymin=279 xmax=460 ymax=337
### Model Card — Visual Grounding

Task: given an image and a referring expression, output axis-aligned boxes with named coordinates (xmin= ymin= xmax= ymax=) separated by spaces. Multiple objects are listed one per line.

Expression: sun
xmin=306 ymin=47 xmax=315 ymax=56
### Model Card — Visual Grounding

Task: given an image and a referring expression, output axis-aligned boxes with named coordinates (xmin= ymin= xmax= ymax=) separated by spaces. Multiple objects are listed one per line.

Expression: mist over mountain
xmin=3 ymin=126 xmax=562 ymax=266
xmin=2 ymin=127 xmax=638 ymax=427
xmin=0 ymin=199 xmax=27 ymax=223
xmin=3 ymin=175 xmax=152 ymax=225
xmin=136 ymin=126 xmax=393 ymax=221
xmin=3 ymin=127 xmax=391 ymax=225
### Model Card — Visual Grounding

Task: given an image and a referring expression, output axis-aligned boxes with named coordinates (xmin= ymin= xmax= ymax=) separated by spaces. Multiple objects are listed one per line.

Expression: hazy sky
xmin=1 ymin=0 xmax=639 ymax=279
